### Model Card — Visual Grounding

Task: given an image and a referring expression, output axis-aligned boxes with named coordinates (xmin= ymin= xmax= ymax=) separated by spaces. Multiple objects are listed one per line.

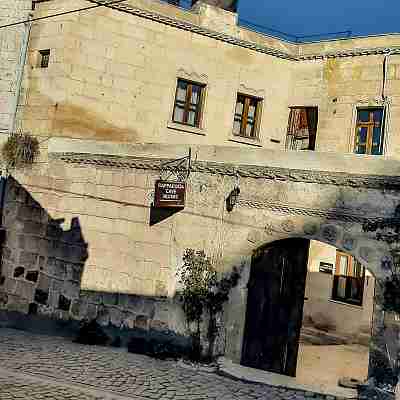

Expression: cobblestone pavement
xmin=0 ymin=328 xmax=337 ymax=400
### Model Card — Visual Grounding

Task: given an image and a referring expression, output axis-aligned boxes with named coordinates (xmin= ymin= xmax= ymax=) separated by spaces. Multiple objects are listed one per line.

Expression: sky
xmin=237 ymin=0 xmax=400 ymax=42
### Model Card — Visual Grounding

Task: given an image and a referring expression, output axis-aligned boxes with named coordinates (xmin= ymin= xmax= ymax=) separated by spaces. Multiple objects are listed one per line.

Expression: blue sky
xmin=237 ymin=0 xmax=400 ymax=42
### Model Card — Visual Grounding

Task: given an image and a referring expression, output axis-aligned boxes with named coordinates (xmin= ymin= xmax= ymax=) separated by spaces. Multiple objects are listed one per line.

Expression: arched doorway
xmin=239 ymin=236 xmax=379 ymax=393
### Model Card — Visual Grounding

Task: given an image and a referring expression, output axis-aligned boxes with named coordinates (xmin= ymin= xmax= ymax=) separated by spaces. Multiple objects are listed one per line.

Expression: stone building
xmin=1 ymin=0 xmax=400 ymax=396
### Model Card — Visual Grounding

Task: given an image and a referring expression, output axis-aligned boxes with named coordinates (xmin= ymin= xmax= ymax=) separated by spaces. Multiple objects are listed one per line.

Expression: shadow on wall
xmin=0 ymin=176 xmax=88 ymax=327
xmin=0 ymin=177 xmax=190 ymax=351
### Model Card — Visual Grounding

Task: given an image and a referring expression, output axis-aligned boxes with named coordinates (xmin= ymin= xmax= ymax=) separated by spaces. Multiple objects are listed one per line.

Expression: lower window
xmin=332 ymin=251 xmax=365 ymax=306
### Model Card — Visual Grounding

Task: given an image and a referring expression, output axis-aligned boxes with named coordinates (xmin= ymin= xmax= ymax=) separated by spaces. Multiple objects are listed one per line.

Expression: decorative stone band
xmin=238 ymin=199 xmax=381 ymax=224
xmin=53 ymin=152 xmax=400 ymax=191
xmin=88 ymin=0 xmax=400 ymax=61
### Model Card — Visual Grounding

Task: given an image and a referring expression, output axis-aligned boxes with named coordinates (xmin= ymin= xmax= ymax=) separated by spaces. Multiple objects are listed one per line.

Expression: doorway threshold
xmin=217 ymin=357 xmax=358 ymax=399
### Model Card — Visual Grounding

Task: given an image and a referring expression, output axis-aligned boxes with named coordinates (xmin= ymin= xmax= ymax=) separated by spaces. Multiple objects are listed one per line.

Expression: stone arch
xmin=222 ymin=218 xmax=392 ymax=387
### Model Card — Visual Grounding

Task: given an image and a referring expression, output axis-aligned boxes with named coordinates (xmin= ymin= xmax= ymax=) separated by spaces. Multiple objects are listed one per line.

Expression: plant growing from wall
xmin=1 ymin=131 xmax=40 ymax=172
xmin=178 ymin=248 xmax=241 ymax=362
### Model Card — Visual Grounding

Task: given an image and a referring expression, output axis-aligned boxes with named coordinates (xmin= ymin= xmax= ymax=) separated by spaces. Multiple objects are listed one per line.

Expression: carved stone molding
xmin=52 ymin=152 xmax=400 ymax=191
xmin=88 ymin=0 xmax=400 ymax=62
xmin=177 ymin=68 xmax=208 ymax=83
xmin=238 ymin=84 xmax=265 ymax=98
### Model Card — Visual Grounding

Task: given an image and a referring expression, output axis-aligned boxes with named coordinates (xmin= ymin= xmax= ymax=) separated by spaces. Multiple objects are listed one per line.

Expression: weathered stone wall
xmin=19 ymin=0 xmax=294 ymax=149
xmin=0 ymin=0 xmax=32 ymax=133
xmin=16 ymin=0 xmax=400 ymax=159
xmin=0 ymin=141 xmax=396 ymax=364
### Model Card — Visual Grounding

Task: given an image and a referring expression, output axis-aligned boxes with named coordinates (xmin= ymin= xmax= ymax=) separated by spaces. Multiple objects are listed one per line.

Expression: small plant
xmin=2 ymin=131 xmax=40 ymax=171
xmin=178 ymin=248 xmax=241 ymax=361
xmin=178 ymin=249 xmax=216 ymax=361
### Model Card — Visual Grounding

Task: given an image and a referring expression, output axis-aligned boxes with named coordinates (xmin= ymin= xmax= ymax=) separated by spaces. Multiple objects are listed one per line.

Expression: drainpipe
xmin=381 ymin=51 xmax=393 ymax=156
xmin=9 ymin=13 xmax=33 ymax=137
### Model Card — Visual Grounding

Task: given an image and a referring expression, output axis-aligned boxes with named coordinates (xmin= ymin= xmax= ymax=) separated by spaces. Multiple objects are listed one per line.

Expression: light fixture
xmin=226 ymin=186 xmax=240 ymax=212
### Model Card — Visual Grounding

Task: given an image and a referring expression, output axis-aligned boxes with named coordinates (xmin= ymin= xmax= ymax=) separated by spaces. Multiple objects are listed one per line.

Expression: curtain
xmin=285 ymin=108 xmax=318 ymax=151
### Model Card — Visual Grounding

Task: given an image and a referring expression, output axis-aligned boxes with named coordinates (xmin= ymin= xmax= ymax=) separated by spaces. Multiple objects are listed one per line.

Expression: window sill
xmin=167 ymin=121 xmax=206 ymax=136
xmin=329 ymin=299 xmax=363 ymax=309
xmin=228 ymin=135 xmax=262 ymax=147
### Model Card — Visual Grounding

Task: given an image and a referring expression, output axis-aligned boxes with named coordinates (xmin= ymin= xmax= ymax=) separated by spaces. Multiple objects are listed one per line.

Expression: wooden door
xmin=241 ymin=238 xmax=310 ymax=377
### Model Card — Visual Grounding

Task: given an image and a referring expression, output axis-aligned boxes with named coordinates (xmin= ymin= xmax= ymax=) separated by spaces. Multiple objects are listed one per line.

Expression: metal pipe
xmin=9 ymin=13 xmax=33 ymax=135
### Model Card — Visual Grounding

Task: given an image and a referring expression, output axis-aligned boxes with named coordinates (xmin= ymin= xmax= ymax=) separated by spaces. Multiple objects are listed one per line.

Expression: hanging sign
xmin=154 ymin=180 xmax=186 ymax=208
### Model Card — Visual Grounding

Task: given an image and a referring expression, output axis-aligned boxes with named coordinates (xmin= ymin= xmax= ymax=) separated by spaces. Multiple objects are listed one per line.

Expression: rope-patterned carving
xmin=88 ymin=0 xmax=400 ymax=62
xmin=52 ymin=153 xmax=400 ymax=191
xmin=238 ymin=199 xmax=384 ymax=224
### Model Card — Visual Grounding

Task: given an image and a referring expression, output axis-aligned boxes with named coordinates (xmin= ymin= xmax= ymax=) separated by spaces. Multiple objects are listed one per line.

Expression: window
xmin=354 ymin=108 xmax=384 ymax=155
xmin=285 ymin=107 xmax=318 ymax=151
xmin=39 ymin=49 xmax=50 ymax=68
xmin=233 ymin=94 xmax=262 ymax=139
xmin=172 ymin=79 xmax=205 ymax=128
xmin=332 ymin=251 xmax=365 ymax=306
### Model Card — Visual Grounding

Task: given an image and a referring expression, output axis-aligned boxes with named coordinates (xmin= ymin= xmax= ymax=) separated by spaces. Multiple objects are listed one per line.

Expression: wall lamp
xmin=226 ymin=186 xmax=240 ymax=212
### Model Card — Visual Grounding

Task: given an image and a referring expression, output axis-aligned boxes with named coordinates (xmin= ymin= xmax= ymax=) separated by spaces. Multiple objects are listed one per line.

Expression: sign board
xmin=319 ymin=262 xmax=333 ymax=274
xmin=154 ymin=180 xmax=186 ymax=208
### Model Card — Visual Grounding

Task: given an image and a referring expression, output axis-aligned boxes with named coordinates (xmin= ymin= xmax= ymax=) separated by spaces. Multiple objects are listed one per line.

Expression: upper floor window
xmin=172 ymin=79 xmax=205 ymax=128
xmin=285 ymin=107 xmax=318 ymax=151
xmin=39 ymin=49 xmax=50 ymax=68
xmin=354 ymin=108 xmax=384 ymax=155
xmin=332 ymin=251 xmax=365 ymax=306
xmin=233 ymin=94 xmax=262 ymax=139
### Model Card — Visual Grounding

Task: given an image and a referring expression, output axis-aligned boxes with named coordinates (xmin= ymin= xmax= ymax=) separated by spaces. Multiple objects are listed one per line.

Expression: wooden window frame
xmin=39 ymin=49 xmax=50 ymax=68
xmin=172 ymin=79 xmax=206 ymax=128
xmin=332 ymin=251 xmax=365 ymax=306
xmin=354 ymin=107 xmax=384 ymax=155
xmin=233 ymin=93 xmax=262 ymax=139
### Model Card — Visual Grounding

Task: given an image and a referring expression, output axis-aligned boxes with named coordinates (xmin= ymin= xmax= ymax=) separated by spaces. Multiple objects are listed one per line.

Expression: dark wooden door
xmin=241 ymin=238 xmax=310 ymax=377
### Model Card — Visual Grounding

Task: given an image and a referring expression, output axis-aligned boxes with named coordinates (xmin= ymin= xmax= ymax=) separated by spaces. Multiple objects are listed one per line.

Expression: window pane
xmin=173 ymin=106 xmax=184 ymax=123
xmin=191 ymin=86 xmax=201 ymax=105
xmin=187 ymin=111 xmax=195 ymax=126
xmin=339 ymin=255 xmax=348 ymax=275
xmin=233 ymin=120 xmax=241 ymax=135
xmin=373 ymin=109 xmax=383 ymax=124
xmin=248 ymin=104 xmax=256 ymax=118
xmin=176 ymin=81 xmax=187 ymax=101
xmin=357 ymin=127 xmax=368 ymax=143
xmin=337 ymin=276 xmax=347 ymax=298
xmin=355 ymin=144 xmax=366 ymax=154
xmin=357 ymin=110 xmax=370 ymax=122
xmin=371 ymin=127 xmax=383 ymax=155
xmin=246 ymin=122 xmax=254 ymax=137
xmin=235 ymin=100 xmax=244 ymax=115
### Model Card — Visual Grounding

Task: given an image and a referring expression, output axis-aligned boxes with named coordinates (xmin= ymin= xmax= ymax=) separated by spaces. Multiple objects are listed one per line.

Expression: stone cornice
xmin=87 ymin=0 xmax=400 ymax=62
xmin=52 ymin=152 xmax=400 ymax=190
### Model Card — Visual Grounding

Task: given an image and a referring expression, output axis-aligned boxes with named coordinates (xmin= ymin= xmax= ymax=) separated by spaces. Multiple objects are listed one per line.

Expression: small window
xmin=172 ymin=79 xmax=205 ymax=128
xmin=39 ymin=49 xmax=50 ymax=68
xmin=354 ymin=107 xmax=384 ymax=155
xmin=332 ymin=251 xmax=365 ymax=306
xmin=233 ymin=94 xmax=262 ymax=139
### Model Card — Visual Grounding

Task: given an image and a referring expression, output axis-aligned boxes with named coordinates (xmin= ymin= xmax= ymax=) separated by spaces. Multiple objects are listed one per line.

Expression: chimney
xmin=191 ymin=0 xmax=238 ymax=13
xmin=192 ymin=0 xmax=238 ymax=35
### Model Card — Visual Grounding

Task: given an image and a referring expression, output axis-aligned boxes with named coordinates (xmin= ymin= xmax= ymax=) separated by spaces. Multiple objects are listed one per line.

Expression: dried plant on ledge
xmin=2 ymin=131 xmax=40 ymax=172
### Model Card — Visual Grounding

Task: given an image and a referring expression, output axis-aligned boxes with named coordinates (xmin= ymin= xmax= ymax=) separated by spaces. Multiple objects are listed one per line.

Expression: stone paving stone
xmin=0 ymin=328 xmax=345 ymax=400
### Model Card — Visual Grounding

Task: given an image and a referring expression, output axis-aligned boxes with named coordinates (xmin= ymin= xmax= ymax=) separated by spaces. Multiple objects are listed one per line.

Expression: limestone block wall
xmin=19 ymin=0 xmax=294 ymax=149
xmin=0 ymin=142 xmax=397 ymax=361
xmin=0 ymin=0 xmax=32 ymax=133
xmin=304 ymin=240 xmax=374 ymax=338
xmin=289 ymin=54 xmax=400 ymax=157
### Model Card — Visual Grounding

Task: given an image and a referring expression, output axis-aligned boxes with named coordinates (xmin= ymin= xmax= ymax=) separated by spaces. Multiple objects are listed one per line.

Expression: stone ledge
xmin=217 ymin=357 xmax=358 ymax=399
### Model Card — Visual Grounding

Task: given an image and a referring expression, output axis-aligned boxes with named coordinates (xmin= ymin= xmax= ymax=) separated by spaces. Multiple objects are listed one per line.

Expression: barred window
xmin=39 ymin=49 xmax=50 ymax=68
